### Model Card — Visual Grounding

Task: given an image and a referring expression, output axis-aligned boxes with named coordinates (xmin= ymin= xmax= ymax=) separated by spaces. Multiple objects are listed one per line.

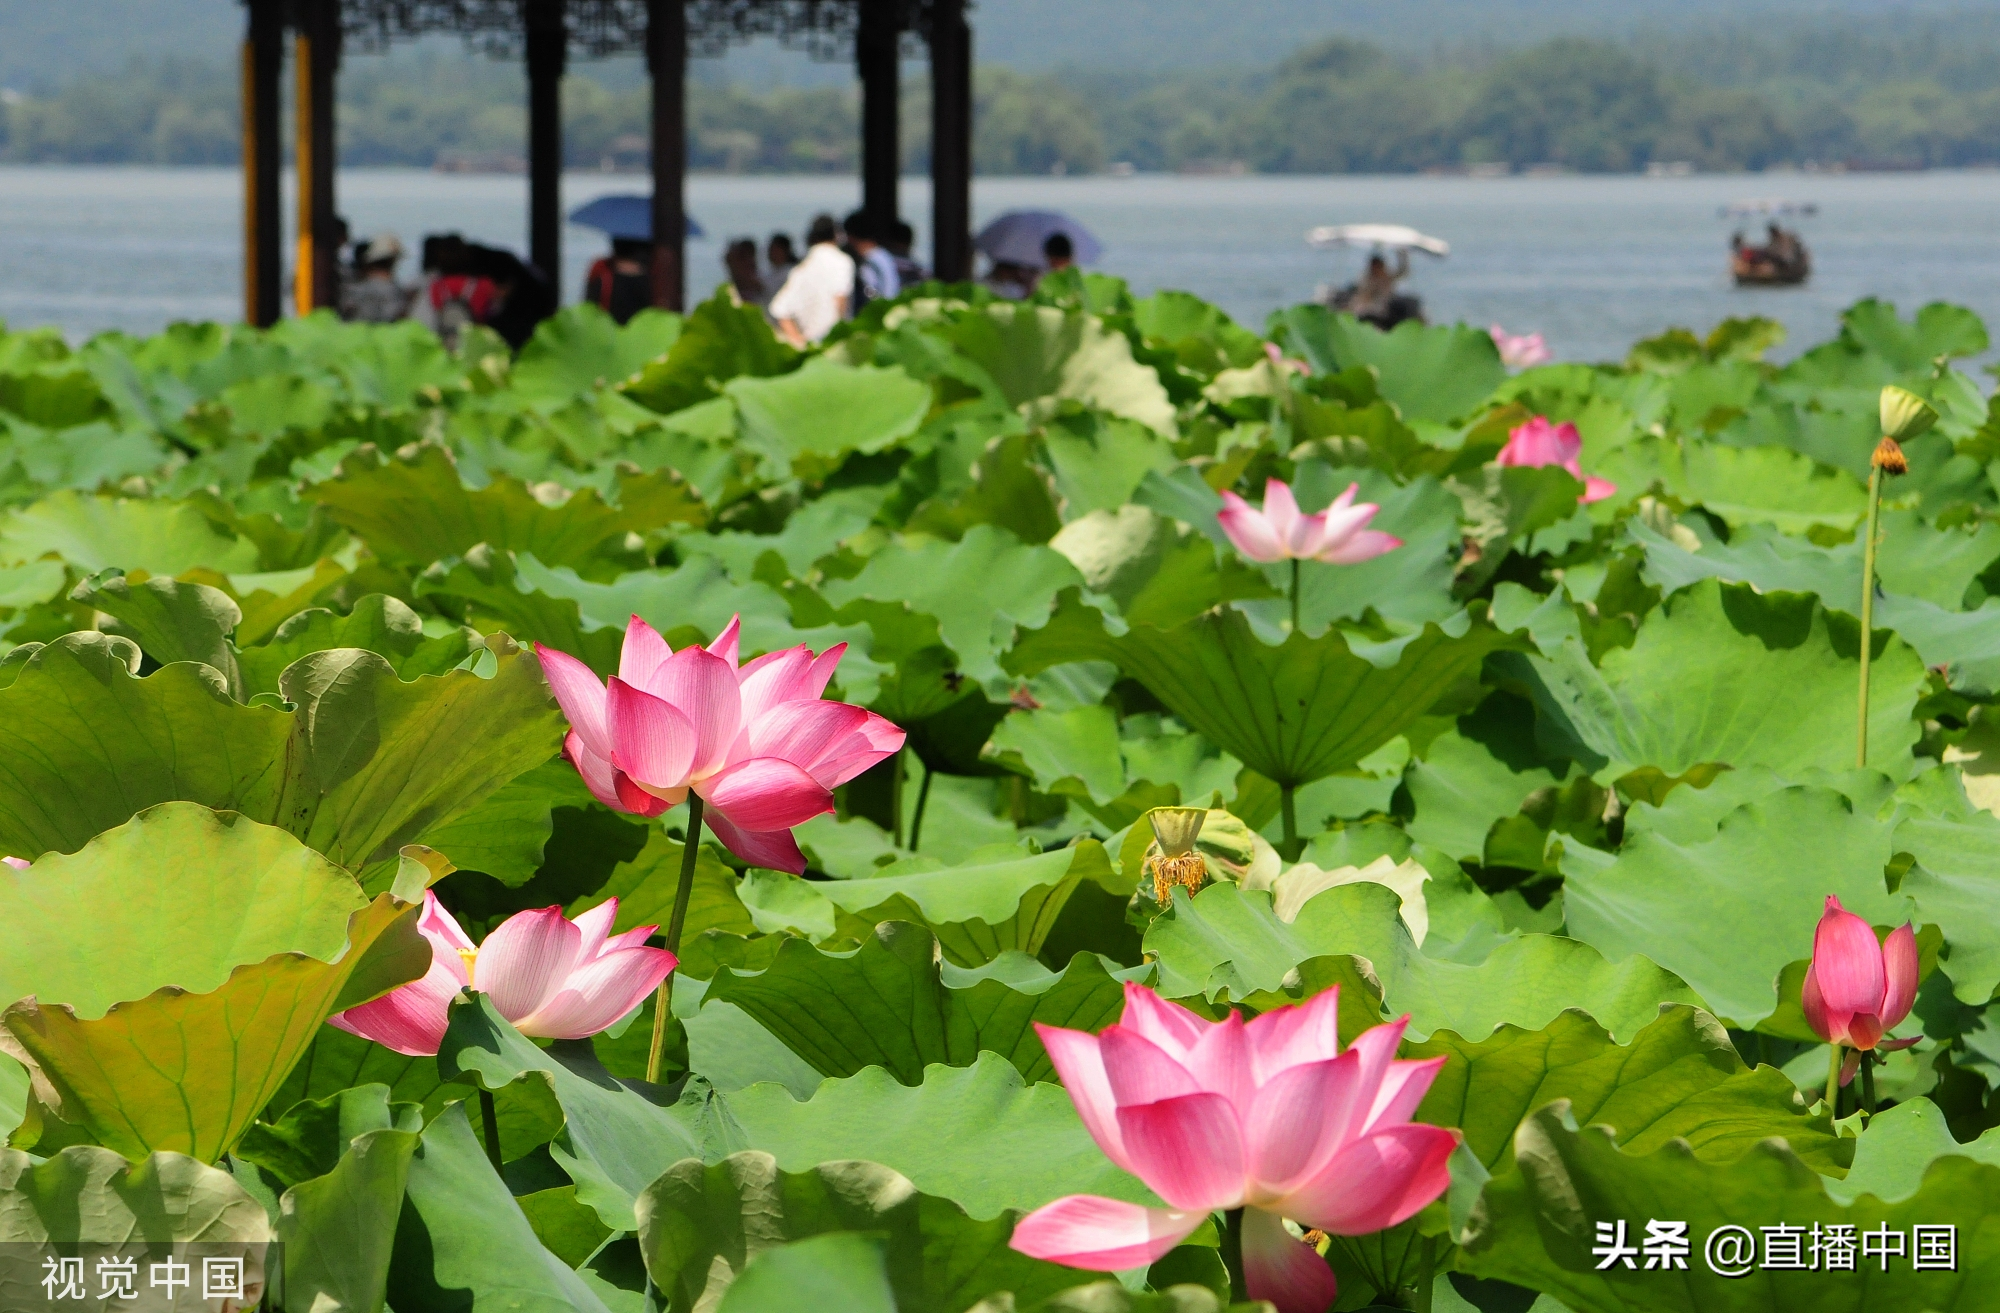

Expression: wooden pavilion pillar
xmin=242 ymin=0 xmax=284 ymax=326
xmin=647 ymin=0 xmax=688 ymax=311
xmin=526 ymin=0 xmax=568 ymax=290
xmin=856 ymin=0 xmax=901 ymax=236
xmin=293 ymin=0 xmax=341 ymax=315
xmin=929 ymin=0 xmax=972 ymax=281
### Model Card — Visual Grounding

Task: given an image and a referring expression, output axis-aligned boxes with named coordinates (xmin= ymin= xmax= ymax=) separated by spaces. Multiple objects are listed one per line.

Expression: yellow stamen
xmin=1149 ymin=851 xmax=1209 ymax=906
xmin=458 ymin=947 xmax=479 ymax=988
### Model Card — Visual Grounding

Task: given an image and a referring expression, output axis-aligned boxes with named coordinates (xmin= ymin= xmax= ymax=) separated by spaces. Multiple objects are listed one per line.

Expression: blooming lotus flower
xmin=1496 ymin=417 xmax=1616 ymax=504
xmin=1010 ymin=983 xmax=1456 ymax=1313
xmin=329 ymin=891 xmax=675 ymax=1056
xmin=1217 ymin=479 xmax=1402 ymax=566
xmin=1489 ymin=325 xmax=1551 ymax=369
xmin=536 ymin=615 xmax=904 ymax=874
xmin=1802 ymin=894 xmax=1918 ymax=1054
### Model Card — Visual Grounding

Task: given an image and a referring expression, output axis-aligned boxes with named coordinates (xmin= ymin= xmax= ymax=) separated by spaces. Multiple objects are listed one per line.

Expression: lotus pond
xmin=0 ymin=275 xmax=1995 ymax=1312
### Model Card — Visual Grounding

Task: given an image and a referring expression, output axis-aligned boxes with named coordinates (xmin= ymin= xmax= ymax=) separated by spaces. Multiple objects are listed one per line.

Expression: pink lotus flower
xmin=1010 ymin=984 xmax=1456 ymax=1313
xmin=1217 ymin=479 xmax=1402 ymax=566
xmin=536 ymin=615 xmax=904 ymax=875
xmin=1497 ymin=417 xmax=1616 ymax=504
xmin=1803 ymin=894 xmax=1918 ymax=1055
xmin=329 ymin=892 xmax=675 ymax=1056
xmin=1489 ymin=326 xmax=1551 ymax=369
xmin=1 ymin=857 xmax=27 ymax=870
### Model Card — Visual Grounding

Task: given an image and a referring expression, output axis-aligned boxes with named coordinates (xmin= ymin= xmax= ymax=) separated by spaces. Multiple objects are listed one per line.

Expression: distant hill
xmin=1 ymin=0 xmax=1989 ymax=89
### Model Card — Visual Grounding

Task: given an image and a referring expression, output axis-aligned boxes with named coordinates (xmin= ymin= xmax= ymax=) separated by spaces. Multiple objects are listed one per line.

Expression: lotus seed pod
xmin=1878 ymin=385 xmax=1937 ymax=444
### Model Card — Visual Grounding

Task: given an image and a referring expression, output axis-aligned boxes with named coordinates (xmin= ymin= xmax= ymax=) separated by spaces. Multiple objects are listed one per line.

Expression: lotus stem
xmin=1857 ymin=464 xmax=1884 ymax=769
xmin=890 ymin=747 xmax=906 ymax=848
xmin=1290 ymin=558 xmax=1302 ymax=634
xmin=1825 ymin=1043 xmax=1842 ymax=1115
xmin=1860 ymin=1050 xmax=1878 ymax=1118
xmin=647 ymin=795 xmax=705 ymax=1085
xmin=1415 ymin=1233 xmax=1438 ymax=1313
xmin=909 ymin=765 xmax=935 ymax=853
xmin=1219 ymin=1208 xmax=1248 ymax=1301
xmin=1280 ymin=783 xmax=1300 ymax=861
xmin=479 ymin=1087 xmax=503 ymax=1172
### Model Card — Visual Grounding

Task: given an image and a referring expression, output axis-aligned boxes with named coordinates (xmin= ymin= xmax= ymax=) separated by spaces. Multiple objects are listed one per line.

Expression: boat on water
xmin=1724 ymin=199 xmax=1814 ymax=287
xmin=1307 ymin=223 xmax=1448 ymax=328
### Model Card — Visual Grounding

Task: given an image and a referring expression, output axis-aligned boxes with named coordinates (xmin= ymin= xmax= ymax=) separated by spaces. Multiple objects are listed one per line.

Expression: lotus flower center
xmin=458 ymin=947 xmax=479 ymax=987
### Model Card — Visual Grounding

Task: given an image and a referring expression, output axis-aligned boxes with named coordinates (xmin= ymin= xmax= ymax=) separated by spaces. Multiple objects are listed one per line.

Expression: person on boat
xmin=582 ymin=237 xmax=654 ymax=324
xmin=769 ymin=214 xmax=854 ymax=347
xmin=1350 ymin=250 xmax=1409 ymax=319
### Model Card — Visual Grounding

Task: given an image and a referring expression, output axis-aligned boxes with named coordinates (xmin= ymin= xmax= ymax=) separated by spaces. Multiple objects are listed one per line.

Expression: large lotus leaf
xmin=696 ymin=1053 xmax=1156 ymax=1219
xmin=1560 ymin=786 xmax=1965 ymax=1028
xmin=726 ymin=357 xmax=933 ymax=476
xmin=985 ymin=702 xmax=1234 ymax=829
xmin=0 ymin=490 xmax=262 ymax=574
xmin=1826 ymin=1097 xmax=2000 ymax=1205
xmin=636 ymin=1152 xmax=1088 ymax=1313
xmin=949 ymin=303 xmax=1177 ymax=435
xmin=385 ymin=1102 xmax=615 ymax=1313
xmin=71 ymin=571 xmax=243 ymax=693
xmin=1411 ymin=1006 xmax=1846 ymax=1178
xmin=310 ymin=443 xmax=701 ymax=569
xmin=1501 ymin=580 xmax=1926 ymax=782
xmin=1404 ymin=696 xmax=1575 ymax=864
xmin=238 ymin=593 xmax=481 ymax=699
xmin=623 ymin=288 xmax=799 ymax=415
xmin=737 ymin=841 xmax=1105 ymax=967
xmin=507 ymin=552 xmax=801 ymax=665
xmin=1145 ymin=881 xmax=1695 ymax=1043
xmin=1267 ymin=307 xmax=1507 ymax=424
xmin=1886 ymin=809 xmax=2000 ymax=1005
xmin=235 ymin=1082 xmax=424 ymax=1189
xmin=1010 ymin=595 xmax=1522 ymax=788
xmin=439 ymin=993 xmax=702 ymax=1232
xmin=1458 ymin=1103 xmax=1999 ymax=1313
xmin=1039 ymin=409 xmax=1180 ymax=520
xmin=715 ymin=1232 xmax=897 ymax=1313
xmin=703 ymin=922 xmax=1137 ymax=1085
xmin=0 ymin=1146 xmax=272 ymax=1262
xmin=1842 ymin=298 xmax=1990 ymax=372
xmin=565 ymin=821 xmax=755 ymax=937
xmin=511 ymin=304 xmax=683 ymax=406
xmin=276 ymin=640 xmax=565 ymax=880
xmin=821 ymin=524 xmax=1085 ymax=697
xmin=0 ymin=804 xmax=428 ymax=1160
xmin=1597 ymin=439 xmax=1868 ymax=533
xmin=265 ymin=1024 xmax=450 ymax=1120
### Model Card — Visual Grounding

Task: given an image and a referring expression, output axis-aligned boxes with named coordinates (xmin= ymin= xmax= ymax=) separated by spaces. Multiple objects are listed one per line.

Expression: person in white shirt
xmin=769 ymin=214 xmax=855 ymax=347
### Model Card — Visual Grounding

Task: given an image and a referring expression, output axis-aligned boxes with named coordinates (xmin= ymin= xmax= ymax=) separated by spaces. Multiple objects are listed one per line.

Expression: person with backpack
xmin=581 ymin=237 xmax=655 ymax=324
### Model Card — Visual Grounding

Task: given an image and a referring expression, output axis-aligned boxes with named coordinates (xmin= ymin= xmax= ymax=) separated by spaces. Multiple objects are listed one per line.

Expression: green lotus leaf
xmin=696 ymin=1052 xmax=1157 ymax=1219
xmin=1826 ymin=1097 xmax=2000 ymax=1205
xmin=0 ymin=804 xmax=428 ymax=1160
xmin=714 ymin=1232 xmax=897 ymax=1313
xmin=636 ymin=1152 xmax=1088 ymax=1313
xmin=385 ymin=1101 xmax=615 ymax=1313
xmin=1600 ymin=439 xmax=1871 ymax=533
xmin=0 ymin=1145 xmax=273 ymax=1263
xmin=949 ymin=303 xmax=1177 ymax=436
xmin=72 ymin=570 xmax=243 ymax=694
xmin=310 ymin=442 xmax=701 ymax=569
xmin=726 ymin=357 xmax=933 ymax=478
xmin=0 ymin=490 xmax=262 ymax=575
xmin=736 ymin=841 xmax=1105 ymax=966
xmin=238 ymin=593 xmax=481 ymax=699
xmin=1145 ymin=881 xmax=1695 ymax=1043
xmin=1459 ymin=1101 xmax=1999 ymax=1313
xmin=1500 ymin=580 xmax=1927 ymax=782
xmin=623 ymin=287 xmax=798 ymax=415
xmin=1010 ymin=596 xmax=1522 ymax=788
xmin=564 ymin=821 xmax=755 ymax=937
xmin=438 ymin=993 xmax=702 ymax=1232
xmin=1039 ymin=409 xmax=1180 ymax=520
xmin=264 ymin=1023 xmax=451 ymax=1121
xmin=703 ymin=922 xmax=1139 ymax=1084
xmin=1404 ymin=694 xmax=1577 ymax=864
xmin=510 ymin=304 xmax=683 ymax=407
xmin=1267 ymin=307 xmax=1506 ymax=425
xmin=1411 ymin=1006 xmax=1847 ymax=1178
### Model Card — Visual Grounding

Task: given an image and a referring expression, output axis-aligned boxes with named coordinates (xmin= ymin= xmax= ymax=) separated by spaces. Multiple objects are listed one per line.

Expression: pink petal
xmin=327 ymin=956 xmax=463 ymax=1056
xmin=1846 ymin=1012 xmax=1886 ymax=1051
xmin=1801 ymin=962 xmax=1835 ymax=1044
xmin=1009 ymin=1195 xmax=1206 ymax=1271
xmin=807 ymin=710 xmax=905 ymax=787
xmin=737 ymin=643 xmax=846 ymax=724
xmin=1281 ymin=1123 xmax=1457 ymax=1235
xmin=1498 ymin=417 xmax=1578 ymax=469
xmin=1117 ymin=983 xmax=1208 ymax=1062
xmin=475 ymin=906 xmax=583 ymax=1024
xmin=701 ymin=807 xmax=808 ymax=874
xmin=1325 ymin=1018 xmax=1409 ymax=1148
xmin=1580 ymin=476 xmax=1618 ymax=504
xmin=614 ymin=770 xmax=675 ymax=818
xmin=603 ymin=924 xmax=658 ymax=954
xmin=1247 ymin=985 xmax=1343 ymax=1085
xmin=1246 ymin=1056 xmax=1361 ymax=1197
xmin=618 ymin=615 xmax=673 ymax=691
xmin=606 ymin=678 xmax=699 ymax=791
xmin=1262 ymin=479 xmax=1304 ymax=548
xmin=1217 ymin=491 xmax=1288 ymax=564
xmin=535 ymin=644 xmax=611 ymax=761
xmin=1241 ymin=1207 xmax=1340 ymax=1313
xmin=1099 ymin=1028 xmax=1204 ymax=1107
xmin=1364 ymin=1057 xmax=1446 ymax=1136
xmin=564 ymin=731 xmax=631 ymax=813
xmin=1316 ymin=530 xmax=1401 ymax=565
xmin=745 ymin=700 xmax=874 ymax=784
xmin=569 ymin=899 xmax=619 ymax=961
xmin=1879 ymin=924 xmax=1919 ymax=1032
xmin=699 ymin=756 xmax=835 ymax=832
xmin=512 ymin=945 xmax=677 ymax=1040
xmin=653 ymin=646 xmax=744 ymax=777
xmin=1812 ymin=895 xmax=1886 ymax=1027
xmin=1 ymin=857 xmax=28 ymax=870
xmin=1185 ymin=1010 xmax=1257 ymax=1114
xmin=706 ymin=614 xmax=742 ymax=668
xmin=418 ymin=890 xmax=477 ymax=956
xmin=1115 ymin=1092 xmax=1247 ymax=1211
xmin=1037 ymin=1024 xmax=1134 ymax=1172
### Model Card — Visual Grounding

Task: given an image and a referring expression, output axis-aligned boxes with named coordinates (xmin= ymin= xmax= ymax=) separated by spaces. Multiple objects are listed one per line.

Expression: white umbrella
xmin=975 ymin=211 xmax=1104 ymax=268
xmin=1306 ymin=224 xmax=1450 ymax=256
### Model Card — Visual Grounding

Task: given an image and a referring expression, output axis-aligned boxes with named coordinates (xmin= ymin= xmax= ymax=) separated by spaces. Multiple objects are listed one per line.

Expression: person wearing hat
xmin=341 ymin=232 xmax=412 ymax=323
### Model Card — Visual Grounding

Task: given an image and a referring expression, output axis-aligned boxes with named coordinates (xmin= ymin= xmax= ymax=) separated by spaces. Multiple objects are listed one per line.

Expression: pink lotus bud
xmin=1496 ymin=417 xmax=1616 ymax=504
xmin=1800 ymin=895 xmax=1918 ymax=1052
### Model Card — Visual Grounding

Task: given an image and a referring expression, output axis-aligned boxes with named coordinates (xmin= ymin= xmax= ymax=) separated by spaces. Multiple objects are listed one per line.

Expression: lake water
xmin=3 ymin=165 xmax=1999 ymax=362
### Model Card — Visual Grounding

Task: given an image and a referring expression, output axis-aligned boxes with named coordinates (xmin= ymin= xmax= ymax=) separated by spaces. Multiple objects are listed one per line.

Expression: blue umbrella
xmin=974 ymin=210 xmax=1102 ymax=268
xmin=567 ymin=194 xmax=704 ymax=241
